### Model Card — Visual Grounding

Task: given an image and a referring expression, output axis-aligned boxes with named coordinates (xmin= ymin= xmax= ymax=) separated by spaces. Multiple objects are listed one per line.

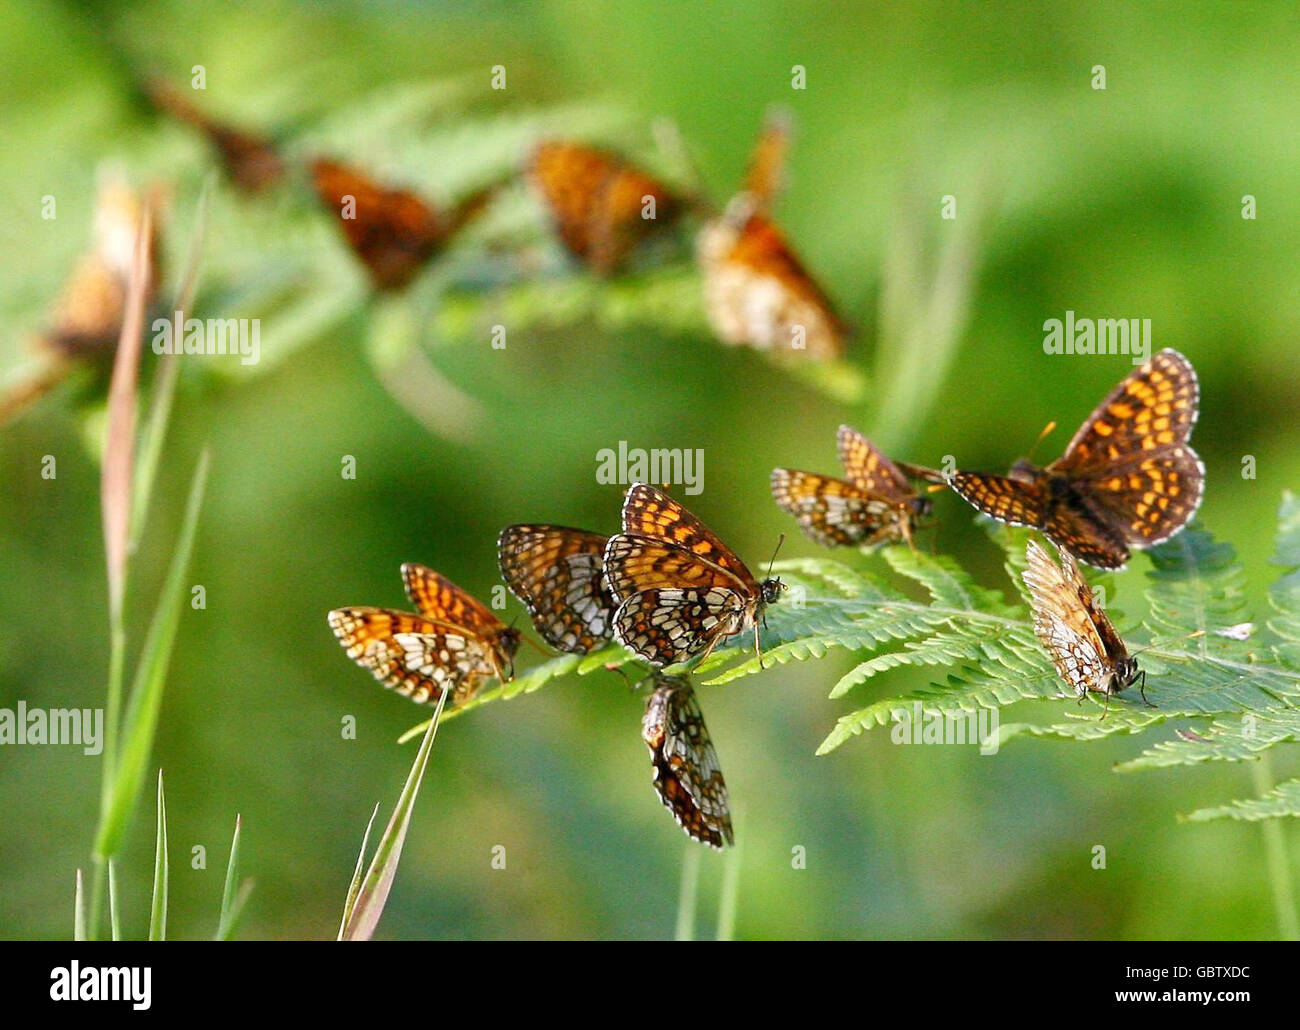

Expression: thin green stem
xmin=1252 ymin=754 xmax=1298 ymax=940
xmin=673 ymin=844 xmax=701 ymax=942
xmin=716 ymin=830 xmax=742 ymax=941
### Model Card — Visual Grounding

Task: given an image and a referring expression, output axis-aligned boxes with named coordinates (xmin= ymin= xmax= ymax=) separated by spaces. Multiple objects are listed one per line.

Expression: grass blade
xmin=340 ymin=688 xmax=449 ymax=941
xmin=108 ymin=860 xmax=121 ymax=941
xmin=94 ymin=450 xmax=210 ymax=859
xmin=673 ymin=844 xmax=701 ymax=942
xmin=215 ymin=815 xmax=247 ymax=941
xmin=337 ymin=803 xmax=381 ymax=941
xmin=74 ymin=870 xmax=86 ymax=942
xmin=149 ymin=770 xmax=168 ymax=941
xmin=716 ymin=827 xmax=742 ymax=941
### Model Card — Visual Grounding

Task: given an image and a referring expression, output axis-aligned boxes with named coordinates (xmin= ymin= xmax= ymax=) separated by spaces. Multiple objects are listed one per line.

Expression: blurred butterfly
xmin=1021 ymin=539 xmax=1151 ymax=715
xmin=145 ymin=77 xmax=285 ymax=194
xmin=944 ymin=349 xmax=1204 ymax=569
xmin=3 ymin=172 xmax=165 ymax=424
xmin=328 ymin=563 xmax=520 ymax=707
xmin=641 ymin=674 xmax=733 ymax=849
xmin=310 ymin=158 xmax=498 ymax=291
xmin=603 ymin=484 xmax=784 ymax=668
xmin=497 ymin=524 xmax=615 ymax=654
xmin=697 ymin=113 xmax=847 ymax=361
xmin=529 ymin=140 xmax=685 ymax=274
xmin=771 ymin=425 xmax=933 ymax=548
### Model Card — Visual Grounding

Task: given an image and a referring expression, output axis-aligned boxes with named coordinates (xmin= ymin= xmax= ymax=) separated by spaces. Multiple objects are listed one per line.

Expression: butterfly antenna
xmin=1026 ymin=420 xmax=1058 ymax=463
xmin=766 ymin=533 xmax=785 ymax=580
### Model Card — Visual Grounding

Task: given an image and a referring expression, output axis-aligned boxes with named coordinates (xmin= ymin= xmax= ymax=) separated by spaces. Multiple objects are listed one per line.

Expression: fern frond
xmin=1183 ymin=778 xmax=1300 ymax=823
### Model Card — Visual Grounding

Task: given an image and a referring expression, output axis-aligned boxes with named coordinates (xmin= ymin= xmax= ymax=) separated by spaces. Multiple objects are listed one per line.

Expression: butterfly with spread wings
xmin=328 ymin=563 xmax=520 ymax=707
xmin=943 ymin=349 xmax=1204 ymax=569
xmin=497 ymin=525 xmax=615 ymax=655
xmin=603 ymin=484 xmax=784 ymax=668
xmin=641 ymin=674 xmax=733 ymax=849
xmin=311 ymin=158 xmax=498 ymax=291
xmin=1021 ymin=539 xmax=1151 ymax=715
xmin=145 ymin=78 xmax=285 ymax=194
xmin=529 ymin=140 xmax=685 ymax=275
xmin=772 ymin=425 xmax=933 ymax=548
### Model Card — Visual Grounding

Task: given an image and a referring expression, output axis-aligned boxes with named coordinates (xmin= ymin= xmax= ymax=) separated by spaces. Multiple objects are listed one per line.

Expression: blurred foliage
xmin=2 ymin=0 xmax=1299 ymax=940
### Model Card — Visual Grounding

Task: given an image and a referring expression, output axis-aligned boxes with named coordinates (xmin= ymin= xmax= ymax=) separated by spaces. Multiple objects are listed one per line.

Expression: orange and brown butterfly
xmin=144 ymin=77 xmax=285 ymax=194
xmin=940 ymin=349 xmax=1204 ymax=570
xmin=697 ymin=112 xmax=848 ymax=361
xmin=328 ymin=563 xmax=520 ymax=707
xmin=310 ymin=158 xmax=498 ymax=291
xmin=641 ymin=673 xmax=733 ymax=849
xmin=1021 ymin=539 xmax=1152 ymax=714
xmin=497 ymin=524 xmax=615 ymax=655
xmin=528 ymin=140 xmax=685 ymax=275
xmin=3 ymin=173 xmax=165 ymax=424
xmin=603 ymin=484 xmax=784 ymax=668
xmin=771 ymin=425 xmax=933 ymax=548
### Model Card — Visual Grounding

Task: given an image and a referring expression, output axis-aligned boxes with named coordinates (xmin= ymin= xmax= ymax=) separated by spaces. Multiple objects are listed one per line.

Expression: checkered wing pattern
xmin=769 ymin=468 xmax=895 ymax=547
xmin=497 ymin=525 xmax=614 ymax=654
xmin=1053 ymin=348 xmax=1204 ymax=547
xmin=642 ymin=676 xmax=733 ymax=849
xmin=1021 ymin=541 xmax=1119 ymax=698
xmin=836 ymin=425 xmax=916 ymax=502
xmin=326 ymin=607 xmax=499 ymax=707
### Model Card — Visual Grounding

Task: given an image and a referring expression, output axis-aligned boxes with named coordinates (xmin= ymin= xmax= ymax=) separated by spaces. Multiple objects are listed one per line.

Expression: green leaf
xmin=149 ymin=770 xmax=168 ymax=941
xmin=1182 ymin=778 xmax=1300 ymax=822
xmin=337 ymin=804 xmax=380 ymax=940
xmin=340 ymin=689 xmax=449 ymax=941
xmin=74 ymin=869 xmax=86 ymax=943
xmin=94 ymin=450 xmax=210 ymax=859
xmin=215 ymin=815 xmax=249 ymax=941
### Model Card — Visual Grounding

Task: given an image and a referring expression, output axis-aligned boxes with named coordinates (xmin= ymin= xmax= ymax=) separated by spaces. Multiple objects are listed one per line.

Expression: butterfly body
xmin=604 ymin=484 xmax=782 ymax=667
xmin=1021 ymin=540 xmax=1148 ymax=711
xmin=497 ymin=524 xmax=614 ymax=654
xmin=641 ymin=675 xmax=733 ymax=849
xmin=950 ymin=349 xmax=1204 ymax=569
xmin=772 ymin=426 xmax=931 ymax=548
xmin=328 ymin=564 xmax=518 ymax=707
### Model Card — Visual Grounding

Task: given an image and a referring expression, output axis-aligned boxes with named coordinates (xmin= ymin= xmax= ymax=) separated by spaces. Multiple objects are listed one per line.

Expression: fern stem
xmin=674 ymin=845 xmax=701 ymax=941
xmin=1252 ymin=754 xmax=1299 ymax=940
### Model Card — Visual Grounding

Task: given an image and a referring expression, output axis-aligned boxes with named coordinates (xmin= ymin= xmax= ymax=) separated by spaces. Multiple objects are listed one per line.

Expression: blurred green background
xmin=2 ymin=0 xmax=1298 ymax=940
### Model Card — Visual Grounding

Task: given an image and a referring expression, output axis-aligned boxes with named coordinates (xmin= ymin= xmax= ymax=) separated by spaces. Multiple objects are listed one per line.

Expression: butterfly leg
xmin=1137 ymin=670 xmax=1156 ymax=708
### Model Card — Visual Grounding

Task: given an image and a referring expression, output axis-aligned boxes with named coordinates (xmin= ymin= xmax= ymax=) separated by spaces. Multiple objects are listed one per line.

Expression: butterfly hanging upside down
xmin=771 ymin=425 xmax=933 ymax=548
xmin=603 ymin=484 xmax=784 ymax=669
xmin=328 ymin=564 xmax=520 ymax=708
xmin=1021 ymin=539 xmax=1152 ymax=717
xmin=926 ymin=348 xmax=1204 ymax=569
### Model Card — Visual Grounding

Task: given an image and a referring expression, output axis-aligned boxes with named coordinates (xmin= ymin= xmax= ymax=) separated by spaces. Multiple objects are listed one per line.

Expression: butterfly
xmin=328 ymin=563 xmax=520 ymax=707
xmin=3 ymin=174 xmax=165 ymax=424
xmin=145 ymin=78 xmax=285 ymax=194
xmin=310 ymin=158 xmax=497 ymax=291
xmin=529 ymin=140 xmax=684 ymax=274
xmin=944 ymin=349 xmax=1204 ymax=569
xmin=771 ymin=425 xmax=933 ymax=548
xmin=497 ymin=524 xmax=615 ymax=654
xmin=603 ymin=484 xmax=784 ymax=668
xmin=1021 ymin=539 xmax=1151 ymax=714
xmin=641 ymin=674 xmax=733 ymax=849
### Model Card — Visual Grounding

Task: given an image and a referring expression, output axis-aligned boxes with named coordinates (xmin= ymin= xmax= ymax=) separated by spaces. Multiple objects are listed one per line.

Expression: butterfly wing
xmin=770 ymin=468 xmax=897 ymax=546
xmin=618 ymin=483 xmax=758 ymax=593
xmin=610 ymin=585 xmax=743 ymax=667
xmin=1057 ymin=545 xmax=1132 ymax=666
xmin=742 ymin=108 xmax=792 ymax=214
xmin=1053 ymin=349 xmax=1204 ymax=546
xmin=497 ymin=525 xmax=614 ymax=654
xmin=401 ymin=563 xmax=515 ymax=677
xmin=642 ymin=677 xmax=733 ymax=848
xmin=836 ymin=425 xmax=916 ymax=502
xmin=1021 ymin=541 xmax=1110 ymax=696
xmin=310 ymin=158 xmax=444 ymax=290
xmin=949 ymin=471 xmax=1048 ymax=529
xmin=327 ymin=607 xmax=498 ymax=706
